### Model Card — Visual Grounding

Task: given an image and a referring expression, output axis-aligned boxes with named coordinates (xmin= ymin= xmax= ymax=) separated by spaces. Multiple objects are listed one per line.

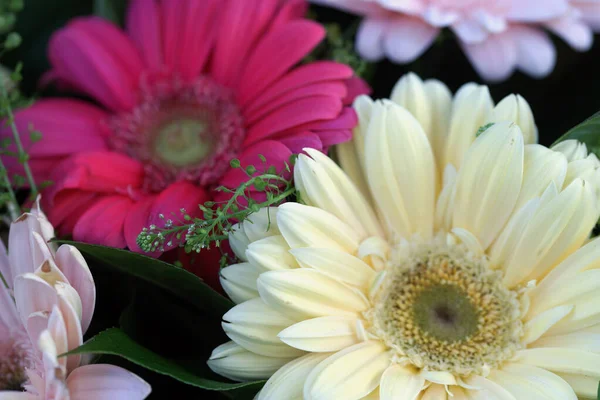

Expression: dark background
xmin=4 ymin=1 xmax=600 ymax=398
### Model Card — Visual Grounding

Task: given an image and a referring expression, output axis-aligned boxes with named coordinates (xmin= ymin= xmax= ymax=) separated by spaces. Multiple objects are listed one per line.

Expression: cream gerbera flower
xmin=208 ymin=73 xmax=600 ymax=399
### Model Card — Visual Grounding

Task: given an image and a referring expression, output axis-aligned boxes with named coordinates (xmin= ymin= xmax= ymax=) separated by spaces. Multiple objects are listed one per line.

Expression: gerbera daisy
xmin=311 ymin=0 xmax=600 ymax=81
xmin=1 ymin=0 xmax=366 ymax=264
xmin=208 ymin=74 xmax=600 ymax=399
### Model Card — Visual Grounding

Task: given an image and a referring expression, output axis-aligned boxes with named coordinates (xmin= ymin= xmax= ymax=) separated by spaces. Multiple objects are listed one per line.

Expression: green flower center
xmin=153 ymin=118 xmax=216 ymax=167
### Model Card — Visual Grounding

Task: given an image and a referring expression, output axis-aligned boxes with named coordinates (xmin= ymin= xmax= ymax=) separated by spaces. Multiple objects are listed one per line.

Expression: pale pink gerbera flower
xmin=312 ymin=0 xmax=600 ymax=81
xmin=0 ymin=202 xmax=151 ymax=398
xmin=2 ymin=0 xmax=367 ymax=264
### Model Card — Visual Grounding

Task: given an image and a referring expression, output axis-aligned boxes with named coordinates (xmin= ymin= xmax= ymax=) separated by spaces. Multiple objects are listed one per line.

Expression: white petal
xmin=522 ymin=305 xmax=573 ymax=345
xmin=552 ymin=140 xmax=589 ymax=162
xmin=435 ymin=164 xmax=458 ymax=232
xmin=246 ymin=236 xmax=298 ymax=272
xmin=514 ymin=348 xmax=600 ymax=379
xmin=258 ymin=353 xmax=331 ymax=400
xmin=290 ymin=247 xmax=375 ymax=290
xmin=257 ymin=269 xmax=369 ymax=320
xmin=295 ymin=149 xmax=383 ymax=239
xmin=229 ymin=223 xmax=251 ymax=261
xmin=452 ymin=122 xmax=524 ymax=250
xmin=556 ymin=373 xmax=597 ymax=399
xmin=532 ymin=332 xmax=600 ymax=353
xmin=364 ymin=100 xmax=436 ymax=239
xmin=491 ymin=94 xmax=537 ymax=144
xmin=208 ymin=341 xmax=295 ymax=382
xmin=220 ymin=263 xmax=261 ymax=304
xmin=380 ymin=364 xmax=424 ymax=400
xmin=304 ymin=341 xmax=390 ymax=400
xmin=223 ymin=298 xmax=300 ymax=358
xmin=390 ymin=73 xmax=432 ymax=137
xmin=443 ymin=82 xmax=494 ymax=171
xmin=420 ymin=384 xmax=448 ymax=400
xmin=277 ymin=203 xmax=361 ymax=252
xmin=421 ymin=370 xmax=456 ymax=385
xmin=278 ymin=316 xmax=361 ymax=352
xmin=243 ymin=207 xmax=280 ymax=243
xmin=489 ymin=363 xmax=576 ymax=400
xmin=423 ymin=79 xmax=453 ymax=165
xmin=463 ymin=375 xmax=516 ymax=400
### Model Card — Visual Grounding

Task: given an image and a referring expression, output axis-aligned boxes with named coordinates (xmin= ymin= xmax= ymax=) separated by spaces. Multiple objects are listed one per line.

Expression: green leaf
xmin=54 ymin=241 xmax=234 ymax=317
xmin=93 ymin=0 xmax=127 ymax=25
xmin=553 ymin=111 xmax=600 ymax=156
xmin=66 ymin=328 xmax=265 ymax=391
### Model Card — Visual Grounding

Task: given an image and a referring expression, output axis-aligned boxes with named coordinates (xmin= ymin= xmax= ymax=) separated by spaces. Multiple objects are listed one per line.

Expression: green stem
xmin=0 ymin=153 xmax=20 ymax=220
xmin=0 ymin=83 xmax=37 ymax=196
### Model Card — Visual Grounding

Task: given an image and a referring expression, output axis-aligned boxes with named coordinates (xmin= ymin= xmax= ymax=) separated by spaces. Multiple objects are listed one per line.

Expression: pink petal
xmin=238 ymin=20 xmax=326 ymax=106
xmin=14 ymin=273 xmax=58 ymax=327
xmin=220 ymin=140 xmax=293 ymax=189
xmin=268 ymin=0 xmax=308 ymax=30
xmin=316 ymin=129 xmax=353 ymax=147
xmin=244 ymin=82 xmax=347 ymax=126
xmin=243 ymin=96 xmax=343 ymax=146
xmin=356 ymin=18 xmax=387 ymax=61
xmin=47 ymin=17 xmax=143 ymax=111
xmin=241 ymin=61 xmax=353 ymax=111
xmin=123 ymin=196 xmax=159 ymax=254
xmin=0 ymin=99 xmax=109 ymax=184
xmin=0 ymin=278 xmax=19 ymax=329
xmin=507 ymin=0 xmax=569 ymax=22
xmin=55 ymin=245 xmax=96 ymax=334
xmin=72 ymin=195 xmax=134 ymax=248
xmin=279 ymin=133 xmax=323 ymax=153
xmin=47 ymin=191 xmax=100 ymax=235
xmin=126 ymin=0 xmax=163 ymax=72
xmin=49 ymin=152 xmax=144 ymax=196
xmin=546 ymin=16 xmax=594 ymax=51
xmin=306 ymin=106 xmax=358 ymax=131
xmin=160 ymin=0 xmax=220 ymax=80
xmin=146 ymin=182 xmax=209 ymax=252
xmin=342 ymin=77 xmax=371 ymax=105
xmin=211 ymin=0 xmax=281 ymax=87
xmin=383 ymin=16 xmax=439 ymax=63
xmin=461 ymin=32 xmax=518 ymax=82
xmin=66 ymin=364 xmax=151 ymax=400
xmin=510 ymin=25 xmax=556 ymax=78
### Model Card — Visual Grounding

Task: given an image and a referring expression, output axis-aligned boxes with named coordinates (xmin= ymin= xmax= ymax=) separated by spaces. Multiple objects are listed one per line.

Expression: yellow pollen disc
xmin=369 ymin=239 xmax=524 ymax=376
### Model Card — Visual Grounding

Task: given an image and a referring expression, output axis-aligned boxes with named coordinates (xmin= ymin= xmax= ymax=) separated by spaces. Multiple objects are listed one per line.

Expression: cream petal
xmin=514 ymin=348 xmax=600 ymax=378
xmin=421 ymin=371 xmax=456 ymax=385
xmin=277 ymin=203 xmax=361 ymax=252
xmin=501 ymin=179 xmax=596 ymax=287
xmin=556 ymin=373 xmax=597 ymax=399
xmin=522 ymin=305 xmax=573 ymax=345
xmin=489 ymin=363 xmax=577 ymax=399
xmin=463 ymin=375 xmax=516 ymax=400
xmin=390 ymin=73 xmax=433 ymax=137
xmin=208 ymin=341 xmax=295 ymax=382
xmin=246 ymin=236 xmax=298 ymax=272
xmin=380 ymin=364 xmax=424 ymax=400
xmin=540 ymin=288 xmax=600 ymax=336
xmin=220 ymin=263 xmax=261 ymax=304
xmin=257 ymin=269 xmax=369 ymax=320
xmin=54 ymin=244 xmax=95 ymax=334
xmin=223 ymin=298 xmax=301 ymax=358
xmin=531 ymin=332 xmax=600 ymax=353
xmin=278 ymin=316 xmax=361 ymax=352
xmin=243 ymin=207 xmax=280 ymax=243
xmin=434 ymin=164 xmax=457 ymax=232
xmin=357 ymin=236 xmax=390 ymax=272
xmin=364 ymin=100 xmax=436 ymax=239
xmin=303 ymin=341 xmax=390 ymax=400
xmin=491 ymin=94 xmax=537 ymax=144
xmin=337 ymin=95 xmax=374 ymax=203
xmin=514 ymin=144 xmax=567 ymax=211
xmin=258 ymin=353 xmax=331 ymax=400
xmin=552 ymin=140 xmax=589 ymax=162
xmin=420 ymin=384 xmax=447 ymax=400
xmin=290 ymin=248 xmax=375 ymax=290
xmin=423 ymin=79 xmax=452 ymax=165
xmin=229 ymin=223 xmax=251 ymax=261
xmin=298 ymin=148 xmax=384 ymax=238
xmin=447 ymin=386 xmax=469 ymax=400
xmin=443 ymin=82 xmax=494 ymax=170
xmin=452 ymin=122 xmax=524 ymax=250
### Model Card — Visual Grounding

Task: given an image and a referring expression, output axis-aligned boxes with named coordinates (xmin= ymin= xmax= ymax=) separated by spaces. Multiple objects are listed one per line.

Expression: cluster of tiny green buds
xmin=0 ymin=0 xmax=22 ymax=36
xmin=136 ymin=155 xmax=298 ymax=259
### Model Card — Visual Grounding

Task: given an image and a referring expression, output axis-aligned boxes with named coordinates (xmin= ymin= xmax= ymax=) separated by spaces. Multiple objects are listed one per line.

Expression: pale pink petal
xmin=31 ymin=195 xmax=56 ymax=244
xmin=26 ymin=311 xmax=49 ymax=353
xmin=310 ymin=0 xmax=388 ymax=15
xmin=66 ymin=364 xmax=151 ymax=400
xmin=56 ymin=286 xmax=83 ymax=372
xmin=0 ymin=393 xmax=38 ymax=399
xmin=55 ymin=245 xmax=96 ymax=334
xmin=0 ymin=240 xmax=11 ymax=288
xmin=356 ymin=18 xmax=387 ymax=61
xmin=14 ymin=274 xmax=58 ymax=327
xmin=46 ymin=306 xmax=69 ymax=370
xmin=510 ymin=25 xmax=556 ymax=78
xmin=506 ymin=0 xmax=569 ymax=21
xmin=452 ymin=19 xmax=489 ymax=43
xmin=0 ymin=279 xmax=19 ymax=329
xmin=383 ymin=16 xmax=439 ymax=63
xmin=72 ymin=195 xmax=134 ymax=249
xmin=461 ymin=32 xmax=518 ymax=82
xmin=546 ymin=16 xmax=594 ymax=51
xmin=576 ymin=2 xmax=600 ymax=31
xmin=8 ymin=213 xmax=46 ymax=280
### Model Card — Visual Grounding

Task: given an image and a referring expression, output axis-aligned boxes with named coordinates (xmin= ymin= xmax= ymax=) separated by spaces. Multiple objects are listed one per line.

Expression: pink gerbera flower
xmin=2 ymin=0 xmax=367 ymax=262
xmin=311 ymin=0 xmax=600 ymax=81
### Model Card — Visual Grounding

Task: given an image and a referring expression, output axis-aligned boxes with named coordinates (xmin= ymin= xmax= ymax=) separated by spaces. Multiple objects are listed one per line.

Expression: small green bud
xmin=245 ymin=165 xmax=256 ymax=175
xmin=230 ymin=159 xmax=241 ymax=168
xmin=4 ymin=32 xmax=21 ymax=49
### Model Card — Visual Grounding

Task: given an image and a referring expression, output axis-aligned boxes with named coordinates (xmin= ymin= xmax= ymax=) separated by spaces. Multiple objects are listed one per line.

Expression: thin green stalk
xmin=0 ymin=153 xmax=19 ymax=220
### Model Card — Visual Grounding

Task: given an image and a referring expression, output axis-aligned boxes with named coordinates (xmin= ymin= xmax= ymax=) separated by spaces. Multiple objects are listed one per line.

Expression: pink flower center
xmin=109 ymin=76 xmax=245 ymax=193
xmin=0 ymin=332 xmax=34 ymax=390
